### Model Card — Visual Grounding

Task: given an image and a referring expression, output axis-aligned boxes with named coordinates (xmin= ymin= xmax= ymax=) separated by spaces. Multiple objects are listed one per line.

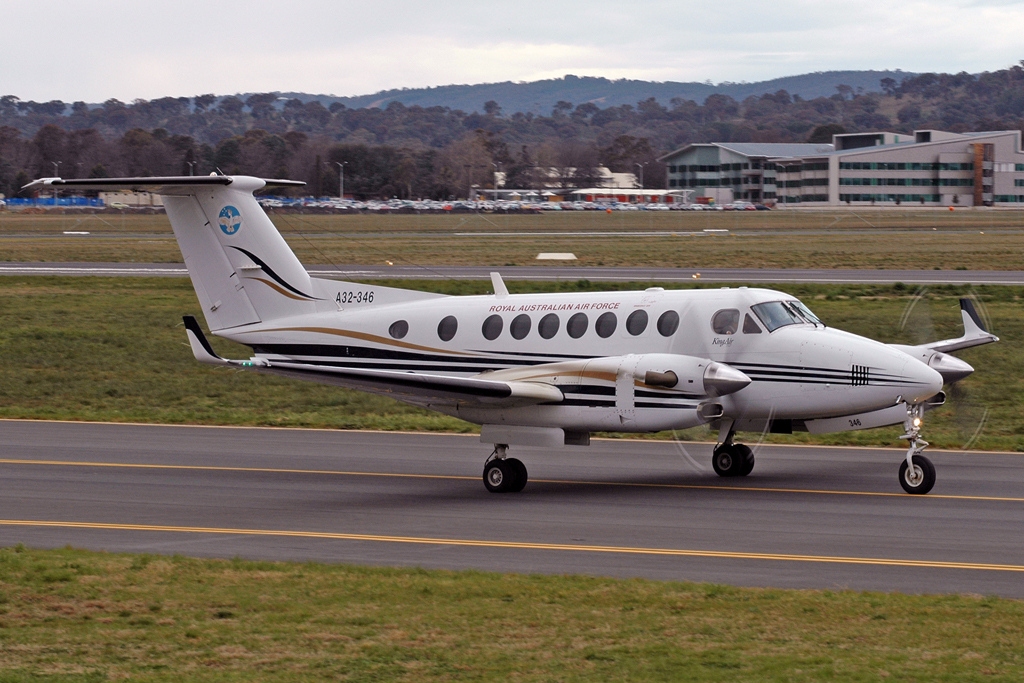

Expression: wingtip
xmin=959 ymin=298 xmax=988 ymax=332
xmin=182 ymin=315 xmax=225 ymax=364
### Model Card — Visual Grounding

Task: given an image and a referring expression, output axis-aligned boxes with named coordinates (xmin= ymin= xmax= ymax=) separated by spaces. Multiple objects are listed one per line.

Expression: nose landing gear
xmin=711 ymin=423 xmax=755 ymax=477
xmin=483 ymin=444 xmax=528 ymax=493
xmin=899 ymin=403 xmax=935 ymax=494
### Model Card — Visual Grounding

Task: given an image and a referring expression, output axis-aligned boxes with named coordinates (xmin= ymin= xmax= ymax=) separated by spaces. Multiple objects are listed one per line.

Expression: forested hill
xmin=278 ymin=71 xmax=916 ymax=114
xmin=2 ymin=64 xmax=1023 ymax=200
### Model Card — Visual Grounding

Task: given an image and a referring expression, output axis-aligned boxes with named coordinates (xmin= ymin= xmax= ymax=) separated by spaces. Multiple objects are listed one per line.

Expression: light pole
xmin=334 ymin=162 xmax=348 ymax=199
xmin=186 ymin=161 xmax=197 ymax=176
xmin=51 ymin=161 xmax=61 ymax=206
xmin=635 ymin=162 xmax=647 ymax=203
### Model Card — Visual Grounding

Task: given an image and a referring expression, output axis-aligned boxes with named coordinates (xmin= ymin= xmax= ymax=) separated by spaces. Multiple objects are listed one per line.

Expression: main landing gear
xmin=483 ymin=444 xmax=528 ymax=493
xmin=899 ymin=403 xmax=935 ymax=495
xmin=712 ymin=424 xmax=754 ymax=478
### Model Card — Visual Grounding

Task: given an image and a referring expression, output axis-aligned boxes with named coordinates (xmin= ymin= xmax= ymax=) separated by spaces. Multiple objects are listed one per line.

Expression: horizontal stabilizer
xmin=22 ymin=176 xmax=304 ymax=193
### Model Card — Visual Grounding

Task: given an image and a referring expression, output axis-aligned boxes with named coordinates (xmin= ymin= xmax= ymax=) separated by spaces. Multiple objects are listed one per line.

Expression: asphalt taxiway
xmin=3 ymin=262 xmax=1024 ymax=285
xmin=2 ymin=420 xmax=1022 ymax=596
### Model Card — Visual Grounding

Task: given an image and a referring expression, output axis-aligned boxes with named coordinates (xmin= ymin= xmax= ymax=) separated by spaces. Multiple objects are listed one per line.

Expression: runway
xmin=2 ymin=420 xmax=1023 ymax=597
xmin=3 ymin=262 xmax=1024 ymax=285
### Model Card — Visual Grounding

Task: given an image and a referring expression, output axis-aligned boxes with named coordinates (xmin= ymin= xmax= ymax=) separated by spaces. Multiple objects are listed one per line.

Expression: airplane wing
xmin=921 ymin=298 xmax=998 ymax=353
xmin=183 ymin=316 xmax=562 ymax=407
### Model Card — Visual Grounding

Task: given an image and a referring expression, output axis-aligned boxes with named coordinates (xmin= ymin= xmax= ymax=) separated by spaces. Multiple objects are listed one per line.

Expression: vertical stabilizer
xmin=162 ymin=194 xmax=261 ymax=330
xmin=23 ymin=175 xmax=317 ymax=332
xmin=179 ymin=177 xmax=319 ymax=326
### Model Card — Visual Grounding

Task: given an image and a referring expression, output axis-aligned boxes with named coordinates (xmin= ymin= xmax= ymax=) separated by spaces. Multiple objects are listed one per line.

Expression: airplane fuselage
xmin=220 ymin=285 xmax=943 ymax=434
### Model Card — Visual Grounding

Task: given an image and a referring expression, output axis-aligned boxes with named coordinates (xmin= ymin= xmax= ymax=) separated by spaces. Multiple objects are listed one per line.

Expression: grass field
xmin=0 ymin=546 xmax=1022 ymax=681
xmin=1 ymin=276 xmax=1020 ymax=451
xmin=2 ymin=209 xmax=1024 ymax=269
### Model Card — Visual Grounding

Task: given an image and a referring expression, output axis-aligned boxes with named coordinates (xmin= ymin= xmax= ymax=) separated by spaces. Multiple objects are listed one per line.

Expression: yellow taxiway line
xmin=1 ymin=518 xmax=1022 ymax=573
xmin=1 ymin=457 xmax=1022 ymax=503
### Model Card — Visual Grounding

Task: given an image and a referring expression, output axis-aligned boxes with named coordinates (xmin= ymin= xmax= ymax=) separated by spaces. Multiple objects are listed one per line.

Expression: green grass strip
xmin=1 ymin=545 xmax=1023 ymax=681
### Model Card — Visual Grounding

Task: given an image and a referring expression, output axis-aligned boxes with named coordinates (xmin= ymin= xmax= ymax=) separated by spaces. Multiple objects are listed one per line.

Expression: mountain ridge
xmin=258 ymin=70 xmax=917 ymax=114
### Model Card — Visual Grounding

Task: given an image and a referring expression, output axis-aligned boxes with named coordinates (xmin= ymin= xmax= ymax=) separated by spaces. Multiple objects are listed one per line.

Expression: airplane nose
xmin=927 ymin=352 xmax=974 ymax=384
xmin=905 ymin=358 xmax=944 ymax=403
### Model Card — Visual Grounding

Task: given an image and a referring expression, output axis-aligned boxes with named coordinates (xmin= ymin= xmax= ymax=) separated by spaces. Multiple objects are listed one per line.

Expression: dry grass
xmin=2 ymin=209 xmax=1024 ymax=268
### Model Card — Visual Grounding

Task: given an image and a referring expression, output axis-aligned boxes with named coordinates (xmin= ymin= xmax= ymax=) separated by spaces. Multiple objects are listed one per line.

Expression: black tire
xmin=736 ymin=445 xmax=755 ymax=476
xmin=899 ymin=454 xmax=936 ymax=495
xmin=506 ymin=458 xmax=528 ymax=492
xmin=483 ymin=459 xmax=512 ymax=493
xmin=712 ymin=445 xmax=741 ymax=477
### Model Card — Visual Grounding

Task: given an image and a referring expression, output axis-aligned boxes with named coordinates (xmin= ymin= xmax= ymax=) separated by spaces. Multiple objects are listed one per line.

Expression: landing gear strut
xmin=898 ymin=403 xmax=935 ymax=494
xmin=711 ymin=424 xmax=754 ymax=477
xmin=483 ymin=444 xmax=528 ymax=493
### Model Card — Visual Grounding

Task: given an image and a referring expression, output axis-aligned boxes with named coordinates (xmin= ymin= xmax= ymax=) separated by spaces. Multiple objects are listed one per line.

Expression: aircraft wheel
xmin=736 ymin=445 xmax=755 ymax=476
xmin=899 ymin=454 xmax=935 ymax=495
xmin=483 ymin=459 xmax=514 ymax=493
xmin=712 ymin=445 xmax=746 ymax=477
xmin=506 ymin=458 xmax=528 ymax=492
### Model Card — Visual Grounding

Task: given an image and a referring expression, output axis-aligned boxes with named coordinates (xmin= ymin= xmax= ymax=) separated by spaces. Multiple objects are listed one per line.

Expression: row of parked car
xmin=256 ymin=197 xmax=772 ymax=212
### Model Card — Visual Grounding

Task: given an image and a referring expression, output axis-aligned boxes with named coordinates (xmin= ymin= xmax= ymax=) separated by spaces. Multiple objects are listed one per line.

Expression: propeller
xmin=897 ymin=287 xmax=992 ymax=450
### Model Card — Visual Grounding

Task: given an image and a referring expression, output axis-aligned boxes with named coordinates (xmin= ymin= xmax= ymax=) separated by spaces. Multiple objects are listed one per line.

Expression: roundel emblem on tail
xmin=218 ymin=205 xmax=241 ymax=235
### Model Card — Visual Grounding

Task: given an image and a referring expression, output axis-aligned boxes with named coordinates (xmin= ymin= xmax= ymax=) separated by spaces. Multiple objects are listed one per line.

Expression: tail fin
xmin=25 ymin=175 xmax=316 ymax=331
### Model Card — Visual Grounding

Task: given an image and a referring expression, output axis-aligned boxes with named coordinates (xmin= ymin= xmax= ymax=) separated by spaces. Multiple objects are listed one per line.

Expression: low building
xmin=98 ymin=190 xmax=164 ymax=207
xmin=657 ymin=142 xmax=835 ymax=203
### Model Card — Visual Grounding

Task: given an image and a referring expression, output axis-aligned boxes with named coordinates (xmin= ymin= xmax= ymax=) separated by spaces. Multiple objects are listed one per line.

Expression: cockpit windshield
xmin=789 ymin=300 xmax=822 ymax=325
xmin=751 ymin=300 xmax=822 ymax=332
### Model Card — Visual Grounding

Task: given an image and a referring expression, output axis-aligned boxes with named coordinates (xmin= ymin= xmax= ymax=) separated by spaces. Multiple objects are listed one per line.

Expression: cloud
xmin=1 ymin=0 xmax=1022 ymax=101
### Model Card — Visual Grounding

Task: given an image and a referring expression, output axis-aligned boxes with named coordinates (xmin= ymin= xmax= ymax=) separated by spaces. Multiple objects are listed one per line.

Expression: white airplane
xmin=27 ymin=175 xmax=999 ymax=495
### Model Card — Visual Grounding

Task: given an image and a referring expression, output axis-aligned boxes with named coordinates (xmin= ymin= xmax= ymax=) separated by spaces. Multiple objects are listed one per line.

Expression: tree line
xmin=2 ymin=62 xmax=1023 ymax=199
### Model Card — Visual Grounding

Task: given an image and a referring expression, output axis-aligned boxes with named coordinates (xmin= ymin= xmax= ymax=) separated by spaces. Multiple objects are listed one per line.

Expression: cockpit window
xmin=742 ymin=314 xmax=762 ymax=334
xmin=789 ymin=300 xmax=822 ymax=325
xmin=751 ymin=300 xmax=820 ymax=332
xmin=711 ymin=309 xmax=740 ymax=335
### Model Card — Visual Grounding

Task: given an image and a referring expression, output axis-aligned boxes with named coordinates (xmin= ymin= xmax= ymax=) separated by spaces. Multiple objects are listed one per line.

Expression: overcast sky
xmin=3 ymin=0 xmax=1023 ymax=102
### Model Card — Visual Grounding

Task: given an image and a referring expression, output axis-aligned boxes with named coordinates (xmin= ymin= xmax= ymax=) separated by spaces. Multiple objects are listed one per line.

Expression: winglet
xmin=183 ymin=315 xmax=228 ymax=366
xmin=960 ymin=298 xmax=989 ymax=335
xmin=490 ymin=272 xmax=509 ymax=298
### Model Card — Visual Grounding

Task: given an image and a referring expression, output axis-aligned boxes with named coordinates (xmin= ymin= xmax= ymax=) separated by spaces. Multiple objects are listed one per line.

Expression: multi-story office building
xmin=658 ymin=142 xmax=836 ymax=203
xmin=773 ymin=130 xmax=1024 ymax=207
xmin=660 ymin=130 xmax=1024 ymax=207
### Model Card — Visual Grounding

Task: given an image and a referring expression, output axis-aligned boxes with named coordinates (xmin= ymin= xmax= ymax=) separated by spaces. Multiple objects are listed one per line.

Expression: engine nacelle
xmin=890 ymin=344 xmax=974 ymax=384
xmin=585 ymin=353 xmax=752 ymax=397
xmin=637 ymin=353 xmax=751 ymax=397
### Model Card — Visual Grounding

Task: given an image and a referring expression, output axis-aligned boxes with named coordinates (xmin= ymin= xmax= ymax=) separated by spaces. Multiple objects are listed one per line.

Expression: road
xmin=2 ymin=420 xmax=1023 ymax=596
xmin=3 ymin=262 xmax=1024 ymax=285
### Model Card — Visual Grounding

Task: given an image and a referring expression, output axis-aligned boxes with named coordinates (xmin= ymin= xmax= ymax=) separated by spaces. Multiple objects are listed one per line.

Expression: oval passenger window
xmin=437 ymin=315 xmax=458 ymax=341
xmin=711 ymin=309 xmax=740 ymax=335
xmin=481 ymin=314 xmax=502 ymax=340
xmin=657 ymin=310 xmax=680 ymax=337
xmin=626 ymin=310 xmax=648 ymax=336
xmin=538 ymin=313 xmax=559 ymax=339
xmin=388 ymin=320 xmax=409 ymax=339
xmin=567 ymin=313 xmax=588 ymax=339
xmin=510 ymin=314 xmax=531 ymax=340
xmin=596 ymin=312 xmax=617 ymax=338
